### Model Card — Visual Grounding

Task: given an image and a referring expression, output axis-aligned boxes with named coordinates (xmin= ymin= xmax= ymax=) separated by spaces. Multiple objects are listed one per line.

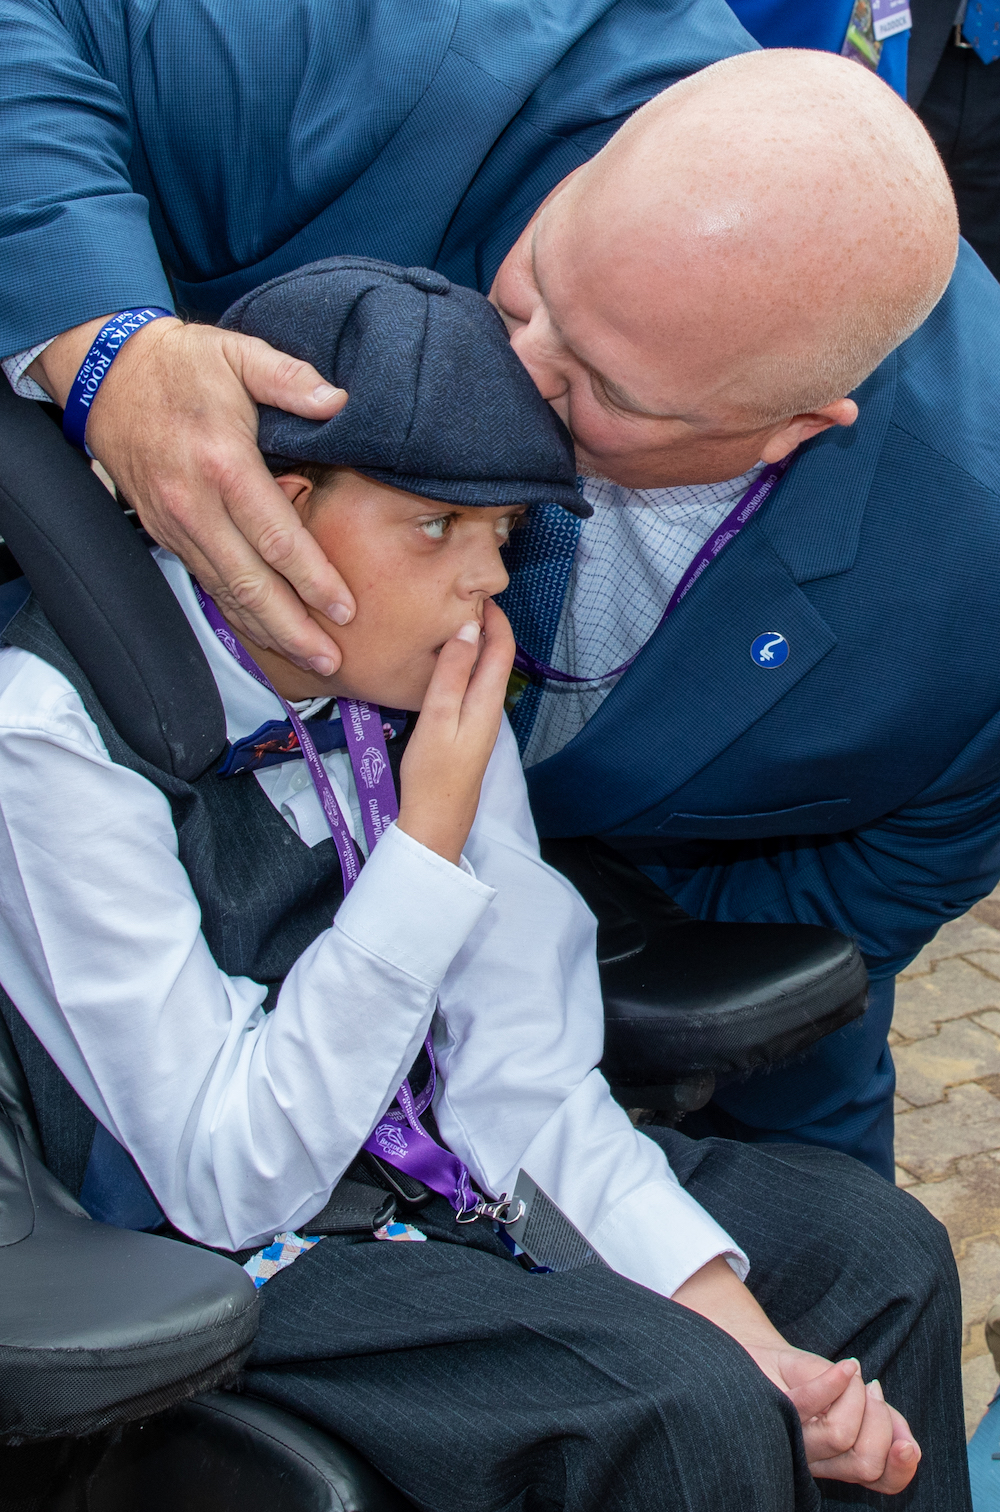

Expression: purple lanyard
xmin=513 ymin=452 xmax=795 ymax=684
xmin=193 ymin=582 xmax=507 ymax=1220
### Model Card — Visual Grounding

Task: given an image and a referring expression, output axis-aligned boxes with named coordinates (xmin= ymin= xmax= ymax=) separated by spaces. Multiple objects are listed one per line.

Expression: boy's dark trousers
xmin=244 ymin=1129 xmax=971 ymax=1512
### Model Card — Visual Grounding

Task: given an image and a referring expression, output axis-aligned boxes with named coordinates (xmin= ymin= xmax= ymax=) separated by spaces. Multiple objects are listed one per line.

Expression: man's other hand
xmin=29 ymin=316 xmax=353 ymax=674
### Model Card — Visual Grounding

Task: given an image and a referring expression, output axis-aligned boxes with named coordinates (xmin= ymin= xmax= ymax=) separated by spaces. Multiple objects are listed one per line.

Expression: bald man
xmin=1 ymin=4 xmax=997 ymax=1178
xmin=491 ymin=52 xmax=974 ymax=1177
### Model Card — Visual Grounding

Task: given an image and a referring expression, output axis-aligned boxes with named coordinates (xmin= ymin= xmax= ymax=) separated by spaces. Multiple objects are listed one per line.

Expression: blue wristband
xmin=62 ymin=307 xmax=175 ymax=454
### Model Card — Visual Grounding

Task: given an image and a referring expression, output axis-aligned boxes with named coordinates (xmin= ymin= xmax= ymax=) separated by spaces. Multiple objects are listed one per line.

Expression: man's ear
xmin=272 ymin=473 xmax=315 ymax=517
xmin=759 ymin=398 xmax=859 ymax=464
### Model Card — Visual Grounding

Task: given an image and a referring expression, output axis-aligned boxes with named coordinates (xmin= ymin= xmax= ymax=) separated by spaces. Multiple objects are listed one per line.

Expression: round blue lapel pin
xmin=750 ymin=632 xmax=789 ymax=667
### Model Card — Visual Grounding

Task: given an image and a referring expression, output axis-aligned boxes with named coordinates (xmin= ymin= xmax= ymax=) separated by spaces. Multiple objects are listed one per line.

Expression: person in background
xmin=909 ymin=0 xmax=1000 ymax=282
xmin=726 ymin=0 xmax=911 ymax=97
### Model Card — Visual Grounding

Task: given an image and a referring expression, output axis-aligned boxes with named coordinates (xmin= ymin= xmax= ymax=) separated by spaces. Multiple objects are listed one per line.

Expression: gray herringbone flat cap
xmin=220 ymin=256 xmax=588 ymax=516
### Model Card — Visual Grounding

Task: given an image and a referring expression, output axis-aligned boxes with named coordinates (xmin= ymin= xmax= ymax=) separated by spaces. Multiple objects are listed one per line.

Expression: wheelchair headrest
xmin=0 ymin=381 xmax=225 ymax=780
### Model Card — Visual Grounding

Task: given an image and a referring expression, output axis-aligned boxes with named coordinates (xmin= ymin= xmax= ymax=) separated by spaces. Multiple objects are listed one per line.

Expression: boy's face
xmin=267 ymin=468 xmax=523 ymax=709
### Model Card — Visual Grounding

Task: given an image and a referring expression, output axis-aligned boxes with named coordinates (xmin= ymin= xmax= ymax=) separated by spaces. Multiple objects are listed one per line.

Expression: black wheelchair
xmin=0 ymin=382 xmax=867 ymax=1510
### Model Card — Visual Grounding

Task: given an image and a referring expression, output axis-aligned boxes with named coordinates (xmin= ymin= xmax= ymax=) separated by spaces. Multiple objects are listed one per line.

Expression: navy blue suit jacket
xmin=0 ymin=0 xmax=753 ymax=353
xmin=506 ymin=242 xmax=1000 ymax=981
xmin=4 ymin=0 xmax=999 ymax=983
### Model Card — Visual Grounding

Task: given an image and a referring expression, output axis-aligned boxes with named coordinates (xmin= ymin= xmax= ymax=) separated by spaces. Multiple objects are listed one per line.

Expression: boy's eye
xmin=494 ymin=514 xmax=519 ymax=541
xmin=419 ymin=515 xmax=453 ymax=541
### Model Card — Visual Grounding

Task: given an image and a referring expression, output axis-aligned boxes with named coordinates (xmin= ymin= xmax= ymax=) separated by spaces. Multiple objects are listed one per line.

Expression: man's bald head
xmin=492 ymin=49 xmax=958 ymax=487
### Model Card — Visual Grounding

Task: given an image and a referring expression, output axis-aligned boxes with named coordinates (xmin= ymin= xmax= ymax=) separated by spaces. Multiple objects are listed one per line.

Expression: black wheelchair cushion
xmin=0 ymin=1108 xmax=260 ymax=1444
xmin=0 ymin=379 xmax=225 ymax=779
xmin=85 ymin=1393 xmax=415 ymax=1511
xmin=541 ymin=836 xmax=867 ymax=1087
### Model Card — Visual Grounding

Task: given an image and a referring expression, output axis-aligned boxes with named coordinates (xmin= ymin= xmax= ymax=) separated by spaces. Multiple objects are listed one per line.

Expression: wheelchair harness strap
xmin=194 ymin=581 xmax=509 ymax=1222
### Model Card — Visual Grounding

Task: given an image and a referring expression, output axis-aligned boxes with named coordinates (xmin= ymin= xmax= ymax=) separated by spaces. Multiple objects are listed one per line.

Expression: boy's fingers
xmin=419 ymin=629 xmax=483 ymax=724
xmin=462 ymin=602 xmax=515 ymax=708
xmin=809 ymin=1383 xmax=895 ymax=1486
xmin=799 ymin=1365 xmax=869 ymax=1462
xmin=788 ymin=1359 xmax=858 ymax=1425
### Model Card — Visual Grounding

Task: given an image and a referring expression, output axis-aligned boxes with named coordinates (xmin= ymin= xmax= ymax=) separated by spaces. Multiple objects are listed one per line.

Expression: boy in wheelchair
xmin=0 ymin=260 xmax=969 ymax=1509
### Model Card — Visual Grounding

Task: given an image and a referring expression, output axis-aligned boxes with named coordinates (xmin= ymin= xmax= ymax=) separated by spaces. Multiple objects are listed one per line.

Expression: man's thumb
xmin=235 ymin=332 xmax=348 ymax=418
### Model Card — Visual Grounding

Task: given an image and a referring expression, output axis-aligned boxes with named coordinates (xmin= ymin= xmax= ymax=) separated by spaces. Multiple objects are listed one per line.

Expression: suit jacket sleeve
xmin=656 ymin=708 xmax=1000 ymax=981
xmin=0 ymin=0 xmax=174 ymax=356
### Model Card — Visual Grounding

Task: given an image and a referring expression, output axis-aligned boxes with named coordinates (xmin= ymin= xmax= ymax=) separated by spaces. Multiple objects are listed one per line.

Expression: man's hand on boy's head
xmin=397 ymin=600 xmax=516 ymax=867
xmin=28 ymin=317 xmax=354 ymax=675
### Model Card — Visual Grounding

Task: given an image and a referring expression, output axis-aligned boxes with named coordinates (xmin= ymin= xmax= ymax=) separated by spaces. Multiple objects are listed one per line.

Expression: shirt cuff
xmin=3 ymin=342 xmax=54 ymax=400
xmin=333 ymin=821 xmax=496 ymax=987
xmin=590 ymin=1178 xmax=749 ymax=1297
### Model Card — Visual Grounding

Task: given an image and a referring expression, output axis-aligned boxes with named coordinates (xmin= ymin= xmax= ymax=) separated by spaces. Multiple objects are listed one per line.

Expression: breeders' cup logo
xmin=375 ymin=1122 xmax=409 ymax=1159
xmin=359 ymin=745 xmax=387 ymax=789
xmin=750 ymin=632 xmax=789 ymax=668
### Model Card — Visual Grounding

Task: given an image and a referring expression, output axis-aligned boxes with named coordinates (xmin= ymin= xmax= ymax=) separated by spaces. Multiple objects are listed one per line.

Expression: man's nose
xmin=509 ymin=320 xmax=569 ymax=405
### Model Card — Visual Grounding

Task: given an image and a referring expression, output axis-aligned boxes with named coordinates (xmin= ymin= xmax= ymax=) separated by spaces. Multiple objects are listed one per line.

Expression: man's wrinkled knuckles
xmin=244 ymin=517 xmax=307 ymax=573
xmin=216 ymin=568 xmax=294 ymax=623
xmin=192 ymin=440 xmax=259 ymax=494
xmin=237 ymin=336 xmax=321 ymax=393
xmin=138 ymin=477 xmax=224 ymax=539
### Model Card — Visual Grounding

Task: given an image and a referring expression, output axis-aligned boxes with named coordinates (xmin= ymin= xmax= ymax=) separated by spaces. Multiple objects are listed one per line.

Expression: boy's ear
xmin=272 ymin=473 xmax=315 ymax=517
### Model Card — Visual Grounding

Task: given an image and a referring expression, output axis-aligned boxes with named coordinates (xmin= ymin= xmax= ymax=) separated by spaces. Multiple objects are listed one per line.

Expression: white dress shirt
xmin=0 ymin=548 xmax=745 ymax=1289
xmin=523 ymin=466 xmax=765 ymax=766
xmin=3 ymin=342 xmax=53 ymax=401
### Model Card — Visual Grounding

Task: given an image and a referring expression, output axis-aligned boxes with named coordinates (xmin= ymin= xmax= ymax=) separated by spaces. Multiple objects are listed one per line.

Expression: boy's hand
xmin=750 ymin=1346 xmax=920 ymax=1493
xmin=673 ymin=1256 xmax=920 ymax=1495
xmin=397 ymin=600 xmax=515 ymax=865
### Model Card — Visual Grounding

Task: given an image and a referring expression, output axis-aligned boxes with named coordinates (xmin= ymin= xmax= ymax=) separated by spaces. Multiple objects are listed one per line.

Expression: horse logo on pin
xmin=750 ymin=632 xmax=789 ymax=667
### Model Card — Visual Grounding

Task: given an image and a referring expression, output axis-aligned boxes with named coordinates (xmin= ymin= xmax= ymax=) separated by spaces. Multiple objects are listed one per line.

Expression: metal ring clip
xmin=455 ymin=1194 xmax=527 ymax=1226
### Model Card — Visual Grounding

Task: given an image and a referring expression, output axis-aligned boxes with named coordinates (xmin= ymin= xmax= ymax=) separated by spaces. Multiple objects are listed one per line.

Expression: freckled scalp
xmin=552 ymin=50 xmax=958 ymax=423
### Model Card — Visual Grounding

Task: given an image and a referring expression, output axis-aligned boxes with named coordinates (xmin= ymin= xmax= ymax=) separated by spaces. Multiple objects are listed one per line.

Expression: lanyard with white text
xmin=194 ymin=581 xmax=511 ymax=1220
xmin=513 ymin=451 xmax=795 ymax=684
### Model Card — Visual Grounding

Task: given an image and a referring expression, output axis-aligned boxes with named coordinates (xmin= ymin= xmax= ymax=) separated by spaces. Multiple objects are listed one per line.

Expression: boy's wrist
xmin=396 ymin=808 xmax=465 ymax=868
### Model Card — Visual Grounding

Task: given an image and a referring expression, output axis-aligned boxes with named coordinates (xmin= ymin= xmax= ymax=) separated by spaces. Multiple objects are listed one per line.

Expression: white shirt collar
xmin=152 ymin=548 xmax=337 ymax=742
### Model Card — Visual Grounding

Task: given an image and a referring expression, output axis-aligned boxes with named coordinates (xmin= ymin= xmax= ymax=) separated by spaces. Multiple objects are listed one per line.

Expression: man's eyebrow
xmin=529 ymin=227 xmax=663 ymax=419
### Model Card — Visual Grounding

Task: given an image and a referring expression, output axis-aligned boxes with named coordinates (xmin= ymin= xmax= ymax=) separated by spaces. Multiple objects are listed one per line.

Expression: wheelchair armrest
xmin=83 ymin=1393 xmax=417 ymax=1512
xmin=540 ymin=836 xmax=868 ymax=1086
xmin=0 ymin=1108 xmax=259 ymax=1444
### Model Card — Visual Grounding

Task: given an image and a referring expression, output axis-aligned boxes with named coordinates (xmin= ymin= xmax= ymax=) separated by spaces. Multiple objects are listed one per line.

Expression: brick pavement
xmin=893 ymin=892 xmax=1000 ymax=1436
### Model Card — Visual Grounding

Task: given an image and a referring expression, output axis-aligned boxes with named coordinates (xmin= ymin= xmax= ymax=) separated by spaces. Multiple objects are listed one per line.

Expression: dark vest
xmin=0 ymin=595 xmax=414 ymax=1225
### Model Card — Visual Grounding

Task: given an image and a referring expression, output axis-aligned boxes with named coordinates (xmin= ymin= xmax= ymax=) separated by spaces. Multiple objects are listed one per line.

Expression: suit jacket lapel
xmin=519 ymin=357 xmax=897 ymax=835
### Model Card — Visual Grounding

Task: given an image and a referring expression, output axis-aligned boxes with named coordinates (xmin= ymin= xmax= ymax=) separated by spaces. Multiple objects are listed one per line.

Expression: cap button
xmin=404 ymin=266 xmax=450 ymax=295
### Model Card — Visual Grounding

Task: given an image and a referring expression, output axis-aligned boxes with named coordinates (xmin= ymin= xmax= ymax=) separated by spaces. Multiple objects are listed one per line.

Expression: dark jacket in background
xmin=910 ymin=0 xmax=1000 ymax=279
xmin=908 ymin=0 xmax=958 ymax=106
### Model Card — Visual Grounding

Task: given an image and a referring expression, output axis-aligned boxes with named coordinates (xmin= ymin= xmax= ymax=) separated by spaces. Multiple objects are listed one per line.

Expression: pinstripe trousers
xmin=243 ymin=1131 xmax=970 ymax=1512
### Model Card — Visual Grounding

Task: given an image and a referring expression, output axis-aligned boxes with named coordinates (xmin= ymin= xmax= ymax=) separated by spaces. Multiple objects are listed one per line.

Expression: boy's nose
xmin=466 ymin=543 xmax=510 ymax=601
